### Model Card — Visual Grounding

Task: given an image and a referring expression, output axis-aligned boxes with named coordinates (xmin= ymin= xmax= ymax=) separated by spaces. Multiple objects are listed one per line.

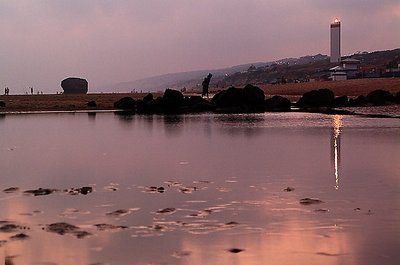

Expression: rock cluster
xmin=296 ymin=88 xmax=400 ymax=108
xmin=113 ymin=86 xmax=400 ymax=115
xmin=212 ymin=85 xmax=266 ymax=112
xmin=296 ymin=89 xmax=335 ymax=108
xmin=114 ymin=88 xmax=214 ymax=114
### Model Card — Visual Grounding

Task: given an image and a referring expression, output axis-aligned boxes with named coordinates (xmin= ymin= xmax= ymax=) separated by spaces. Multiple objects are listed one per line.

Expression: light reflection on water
xmin=332 ymin=115 xmax=343 ymax=190
xmin=0 ymin=112 xmax=399 ymax=265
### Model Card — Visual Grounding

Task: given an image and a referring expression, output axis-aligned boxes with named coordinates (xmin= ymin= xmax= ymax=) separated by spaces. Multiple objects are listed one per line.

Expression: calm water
xmin=0 ymin=112 xmax=399 ymax=265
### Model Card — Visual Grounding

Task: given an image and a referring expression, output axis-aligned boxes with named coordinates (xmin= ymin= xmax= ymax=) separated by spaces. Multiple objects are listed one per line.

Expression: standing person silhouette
xmin=202 ymin=73 xmax=212 ymax=98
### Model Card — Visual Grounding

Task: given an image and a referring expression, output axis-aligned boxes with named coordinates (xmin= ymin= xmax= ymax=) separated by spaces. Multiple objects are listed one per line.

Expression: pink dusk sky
xmin=1 ymin=0 xmax=399 ymax=93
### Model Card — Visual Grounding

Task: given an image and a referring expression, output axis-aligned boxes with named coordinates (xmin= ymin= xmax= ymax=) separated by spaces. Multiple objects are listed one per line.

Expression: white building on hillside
xmin=341 ymin=58 xmax=360 ymax=70
xmin=330 ymin=66 xmax=347 ymax=81
xmin=329 ymin=58 xmax=361 ymax=80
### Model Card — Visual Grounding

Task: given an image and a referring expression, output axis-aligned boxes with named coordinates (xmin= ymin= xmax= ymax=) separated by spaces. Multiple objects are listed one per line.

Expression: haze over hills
xmin=95 ymin=61 xmax=272 ymax=93
xmin=95 ymin=48 xmax=400 ymax=93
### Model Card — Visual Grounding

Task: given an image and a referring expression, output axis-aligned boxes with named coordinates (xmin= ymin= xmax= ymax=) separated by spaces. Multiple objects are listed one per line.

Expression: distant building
xmin=330 ymin=18 xmax=341 ymax=63
xmin=341 ymin=58 xmax=360 ymax=78
xmin=341 ymin=58 xmax=360 ymax=70
xmin=329 ymin=66 xmax=347 ymax=81
xmin=385 ymin=62 xmax=400 ymax=77
xmin=329 ymin=58 xmax=361 ymax=80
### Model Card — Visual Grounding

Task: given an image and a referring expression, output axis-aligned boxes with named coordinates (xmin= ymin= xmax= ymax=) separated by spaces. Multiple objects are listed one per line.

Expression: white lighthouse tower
xmin=330 ymin=18 xmax=341 ymax=63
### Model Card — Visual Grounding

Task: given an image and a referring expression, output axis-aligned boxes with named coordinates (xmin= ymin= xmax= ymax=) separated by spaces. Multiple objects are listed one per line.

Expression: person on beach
xmin=30 ymin=87 xmax=33 ymax=95
xmin=202 ymin=73 xmax=212 ymax=98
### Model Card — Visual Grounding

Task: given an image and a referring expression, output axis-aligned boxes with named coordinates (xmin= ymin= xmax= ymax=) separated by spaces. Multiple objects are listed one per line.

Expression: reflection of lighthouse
xmin=330 ymin=18 xmax=341 ymax=63
xmin=331 ymin=115 xmax=343 ymax=189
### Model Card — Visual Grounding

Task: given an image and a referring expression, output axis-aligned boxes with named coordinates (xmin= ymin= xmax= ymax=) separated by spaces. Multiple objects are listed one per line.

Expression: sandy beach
xmin=0 ymin=93 xmax=161 ymax=113
xmin=0 ymin=78 xmax=399 ymax=113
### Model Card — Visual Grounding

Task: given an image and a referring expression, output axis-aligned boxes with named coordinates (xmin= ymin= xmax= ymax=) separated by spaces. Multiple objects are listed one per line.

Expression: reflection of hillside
xmin=331 ymin=115 xmax=343 ymax=190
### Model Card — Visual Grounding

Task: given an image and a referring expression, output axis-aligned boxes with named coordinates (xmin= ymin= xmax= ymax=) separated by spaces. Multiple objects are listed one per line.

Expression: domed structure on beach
xmin=61 ymin=77 xmax=88 ymax=94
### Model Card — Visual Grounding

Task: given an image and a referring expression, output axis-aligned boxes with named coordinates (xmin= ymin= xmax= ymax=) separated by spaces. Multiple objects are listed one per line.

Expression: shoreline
xmin=1 ymin=103 xmax=399 ymax=120
xmin=1 ymin=78 xmax=399 ymax=117
xmin=0 ymin=93 xmax=158 ymax=114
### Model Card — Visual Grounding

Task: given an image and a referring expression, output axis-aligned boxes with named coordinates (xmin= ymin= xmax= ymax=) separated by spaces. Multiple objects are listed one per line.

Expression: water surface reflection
xmin=0 ymin=113 xmax=399 ymax=265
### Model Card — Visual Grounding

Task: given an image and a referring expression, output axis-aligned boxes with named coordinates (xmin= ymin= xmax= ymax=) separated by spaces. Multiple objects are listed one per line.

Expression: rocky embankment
xmin=112 ymin=85 xmax=400 ymax=115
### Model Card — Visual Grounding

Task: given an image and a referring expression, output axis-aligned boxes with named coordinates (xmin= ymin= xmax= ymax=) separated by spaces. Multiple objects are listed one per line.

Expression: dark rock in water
xmin=46 ymin=222 xmax=91 ymax=238
xmin=143 ymin=93 xmax=154 ymax=103
xmin=172 ymin=250 xmax=192 ymax=258
xmin=186 ymin=96 xmax=215 ymax=112
xmin=106 ymin=209 xmax=130 ymax=217
xmin=65 ymin=186 xmax=93 ymax=195
xmin=349 ymin=95 xmax=367 ymax=106
xmin=5 ymin=256 xmax=16 ymax=265
xmin=212 ymin=87 xmax=243 ymax=108
xmin=10 ymin=233 xmax=30 ymax=240
xmin=61 ymin=77 xmax=88 ymax=94
xmin=178 ymin=186 xmax=197 ymax=194
xmin=265 ymin=96 xmax=291 ymax=111
xmin=138 ymin=89 xmax=186 ymax=113
xmin=136 ymin=98 xmax=158 ymax=113
xmin=94 ymin=223 xmax=128 ymax=231
xmin=334 ymin=95 xmax=349 ymax=107
xmin=144 ymin=186 xmax=165 ymax=193
xmin=136 ymin=99 xmax=146 ymax=113
xmin=138 ymin=90 xmax=215 ymax=114
xmin=283 ymin=187 xmax=295 ymax=192
xmin=156 ymin=207 xmax=176 ymax=214
xmin=0 ymin=101 xmax=5 ymax=108
xmin=213 ymin=87 xmax=238 ymax=107
xmin=114 ymin=97 xmax=136 ymax=110
xmin=212 ymin=85 xmax=265 ymax=112
xmin=225 ymin=221 xmax=240 ymax=226
xmin=87 ymin=101 xmax=97 ymax=107
xmin=315 ymin=208 xmax=329 ymax=213
xmin=137 ymin=93 xmax=159 ymax=113
xmin=365 ymin=89 xmax=395 ymax=106
xmin=299 ymin=198 xmax=324 ymax=205
xmin=161 ymin=89 xmax=184 ymax=111
xmin=184 ymin=95 xmax=204 ymax=106
xmin=24 ymin=188 xmax=58 ymax=196
xmin=0 ymin=224 xmax=20 ymax=233
xmin=242 ymin=84 xmax=265 ymax=105
xmin=229 ymin=248 xmax=244 ymax=253
xmin=46 ymin=222 xmax=78 ymax=235
xmin=3 ymin=187 xmax=19 ymax=193
xmin=297 ymin=89 xmax=335 ymax=108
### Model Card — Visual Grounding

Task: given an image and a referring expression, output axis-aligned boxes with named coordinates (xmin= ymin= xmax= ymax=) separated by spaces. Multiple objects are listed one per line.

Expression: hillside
xmin=96 ymin=48 xmax=400 ymax=93
xmin=96 ymin=62 xmax=271 ymax=93
xmin=214 ymin=48 xmax=400 ymax=89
